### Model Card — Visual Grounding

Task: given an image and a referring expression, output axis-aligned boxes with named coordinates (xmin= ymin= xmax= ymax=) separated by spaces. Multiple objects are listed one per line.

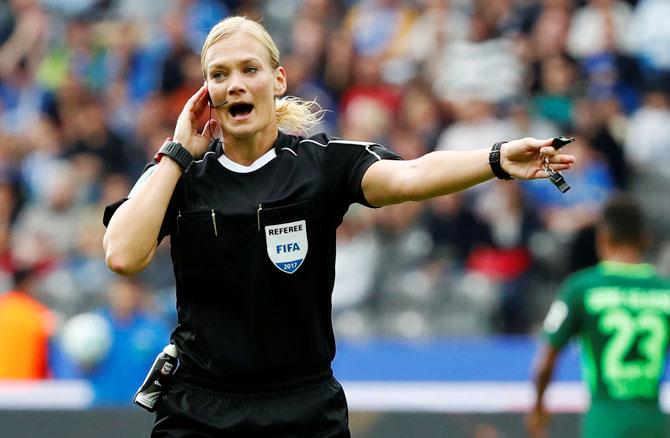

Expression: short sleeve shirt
xmin=104 ymin=131 xmax=401 ymax=383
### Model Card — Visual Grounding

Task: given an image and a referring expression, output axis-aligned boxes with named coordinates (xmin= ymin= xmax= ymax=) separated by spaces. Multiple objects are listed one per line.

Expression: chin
xmin=224 ymin=123 xmax=257 ymax=138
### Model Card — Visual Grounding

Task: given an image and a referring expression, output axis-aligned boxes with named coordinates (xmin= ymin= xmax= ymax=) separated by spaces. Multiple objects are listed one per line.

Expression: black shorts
xmin=151 ymin=368 xmax=350 ymax=437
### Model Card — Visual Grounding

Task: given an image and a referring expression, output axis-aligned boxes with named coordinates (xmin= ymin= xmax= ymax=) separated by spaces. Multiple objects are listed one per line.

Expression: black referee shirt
xmin=104 ymin=131 xmax=400 ymax=384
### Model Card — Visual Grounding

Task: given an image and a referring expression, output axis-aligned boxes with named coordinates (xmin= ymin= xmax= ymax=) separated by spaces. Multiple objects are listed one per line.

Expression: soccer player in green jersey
xmin=526 ymin=195 xmax=670 ymax=438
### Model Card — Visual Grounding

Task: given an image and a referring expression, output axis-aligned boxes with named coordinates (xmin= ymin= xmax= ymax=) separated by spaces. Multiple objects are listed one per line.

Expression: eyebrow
xmin=207 ymin=57 xmax=264 ymax=72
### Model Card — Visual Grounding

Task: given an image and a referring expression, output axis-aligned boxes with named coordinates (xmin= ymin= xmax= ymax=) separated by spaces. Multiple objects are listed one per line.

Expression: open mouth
xmin=228 ymin=103 xmax=254 ymax=119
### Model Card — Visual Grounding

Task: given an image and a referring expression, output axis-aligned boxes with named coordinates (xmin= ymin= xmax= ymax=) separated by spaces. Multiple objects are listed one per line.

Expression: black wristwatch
xmin=488 ymin=141 xmax=512 ymax=180
xmin=155 ymin=139 xmax=194 ymax=172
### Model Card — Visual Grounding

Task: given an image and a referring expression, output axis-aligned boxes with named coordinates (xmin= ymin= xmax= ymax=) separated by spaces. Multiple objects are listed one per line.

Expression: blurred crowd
xmin=1 ymin=0 xmax=670 ymax=399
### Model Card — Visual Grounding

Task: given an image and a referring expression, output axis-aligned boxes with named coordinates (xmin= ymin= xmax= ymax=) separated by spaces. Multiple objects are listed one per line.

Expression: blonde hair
xmin=201 ymin=16 xmax=324 ymax=135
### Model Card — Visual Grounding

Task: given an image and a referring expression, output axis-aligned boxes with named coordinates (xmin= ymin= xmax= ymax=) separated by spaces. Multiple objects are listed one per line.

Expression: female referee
xmin=103 ymin=16 xmax=574 ymax=438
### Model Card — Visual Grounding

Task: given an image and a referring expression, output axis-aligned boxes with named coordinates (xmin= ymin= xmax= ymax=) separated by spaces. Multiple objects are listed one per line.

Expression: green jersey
xmin=544 ymin=261 xmax=670 ymax=402
xmin=543 ymin=262 xmax=670 ymax=437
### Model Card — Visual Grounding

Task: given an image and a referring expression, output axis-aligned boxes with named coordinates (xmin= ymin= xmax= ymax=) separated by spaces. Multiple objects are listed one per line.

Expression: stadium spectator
xmin=531 ymin=53 xmax=579 ymax=129
xmin=432 ymin=2 xmax=525 ymax=104
xmin=566 ymin=0 xmax=633 ymax=60
xmin=424 ymin=192 xmax=492 ymax=265
xmin=572 ymin=95 xmax=629 ymax=189
xmin=0 ymin=267 xmax=55 ymax=379
xmin=471 ymin=181 xmax=542 ymax=333
xmin=0 ymin=0 xmax=47 ymax=79
xmin=625 ymin=0 xmax=670 ymax=86
xmin=527 ymin=195 xmax=670 ymax=438
xmin=12 ymin=160 xmax=85 ymax=270
xmin=0 ymin=171 xmax=21 ymax=290
xmin=396 ymin=79 xmax=445 ymax=151
xmin=332 ymin=204 xmax=380 ymax=317
xmin=63 ymin=93 xmax=130 ymax=178
xmin=531 ymin=0 xmax=573 ymax=60
xmin=624 ymin=86 xmax=670 ymax=178
xmin=343 ymin=0 xmax=417 ymax=60
xmin=0 ymin=223 xmax=13 ymax=292
xmin=0 ymin=60 xmax=53 ymax=135
xmin=339 ymin=51 xmax=402 ymax=142
xmin=405 ymin=0 xmax=469 ymax=86
xmin=436 ymin=99 xmax=519 ymax=153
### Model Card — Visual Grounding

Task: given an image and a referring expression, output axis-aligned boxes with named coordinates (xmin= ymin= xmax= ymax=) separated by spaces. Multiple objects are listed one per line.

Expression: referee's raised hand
xmin=173 ymin=83 xmax=221 ymax=158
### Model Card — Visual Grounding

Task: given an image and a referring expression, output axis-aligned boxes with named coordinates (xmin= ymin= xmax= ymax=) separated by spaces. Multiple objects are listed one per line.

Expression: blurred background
xmin=0 ymin=0 xmax=669 ymax=436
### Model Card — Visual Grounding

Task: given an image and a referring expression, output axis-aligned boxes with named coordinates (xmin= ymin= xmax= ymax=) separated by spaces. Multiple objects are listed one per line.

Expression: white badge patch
xmin=265 ymin=220 xmax=308 ymax=274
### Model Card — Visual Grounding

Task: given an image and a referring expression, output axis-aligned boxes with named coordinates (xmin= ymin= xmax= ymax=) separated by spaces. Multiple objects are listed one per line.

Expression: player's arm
xmin=526 ymin=278 xmax=581 ymax=437
xmin=526 ymin=344 xmax=560 ymax=438
xmin=361 ymin=137 xmax=574 ymax=207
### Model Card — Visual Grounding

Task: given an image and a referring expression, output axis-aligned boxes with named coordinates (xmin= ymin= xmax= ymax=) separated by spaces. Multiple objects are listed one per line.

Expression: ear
xmin=274 ymin=66 xmax=287 ymax=96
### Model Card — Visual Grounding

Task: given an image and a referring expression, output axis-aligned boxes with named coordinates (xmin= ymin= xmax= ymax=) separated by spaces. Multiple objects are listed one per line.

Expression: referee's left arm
xmin=362 ymin=148 xmax=493 ymax=206
xmin=361 ymin=137 xmax=574 ymax=206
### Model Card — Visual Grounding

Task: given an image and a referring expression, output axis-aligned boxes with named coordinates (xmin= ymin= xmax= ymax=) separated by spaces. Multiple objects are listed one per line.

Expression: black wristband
xmin=155 ymin=140 xmax=194 ymax=172
xmin=488 ymin=141 xmax=512 ymax=180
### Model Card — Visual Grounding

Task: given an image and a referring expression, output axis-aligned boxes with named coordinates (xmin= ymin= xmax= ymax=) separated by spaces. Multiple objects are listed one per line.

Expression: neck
xmin=222 ymin=125 xmax=278 ymax=166
xmin=601 ymin=247 xmax=643 ymax=264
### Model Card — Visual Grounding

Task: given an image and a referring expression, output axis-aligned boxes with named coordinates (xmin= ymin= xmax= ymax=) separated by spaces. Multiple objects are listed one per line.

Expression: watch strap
xmin=155 ymin=139 xmax=194 ymax=172
xmin=488 ymin=141 xmax=512 ymax=180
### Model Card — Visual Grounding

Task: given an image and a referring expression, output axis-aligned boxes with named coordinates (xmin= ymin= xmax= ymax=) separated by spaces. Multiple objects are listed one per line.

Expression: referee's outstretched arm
xmin=361 ymin=137 xmax=574 ymax=207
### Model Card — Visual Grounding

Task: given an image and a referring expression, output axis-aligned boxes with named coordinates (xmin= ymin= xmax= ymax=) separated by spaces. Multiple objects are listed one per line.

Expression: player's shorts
xmin=583 ymin=399 xmax=667 ymax=438
xmin=151 ymin=367 xmax=350 ymax=437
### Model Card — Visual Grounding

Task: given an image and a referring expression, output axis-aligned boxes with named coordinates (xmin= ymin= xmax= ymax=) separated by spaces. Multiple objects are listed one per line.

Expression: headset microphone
xmin=208 ymin=94 xmax=228 ymax=108
xmin=206 ymin=95 xmax=226 ymax=140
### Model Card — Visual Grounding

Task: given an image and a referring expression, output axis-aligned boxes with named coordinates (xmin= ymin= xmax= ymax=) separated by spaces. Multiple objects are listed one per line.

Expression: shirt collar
xmin=217 ymin=131 xmax=293 ymax=173
xmin=598 ymin=261 xmax=656 ymax=278
xmin=218 ymin=147 xmax=277 ymax=173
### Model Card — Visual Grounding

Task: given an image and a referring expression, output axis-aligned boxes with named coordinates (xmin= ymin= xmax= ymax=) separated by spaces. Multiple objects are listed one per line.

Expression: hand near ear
xmin=173 ymin=84 xmax=220 ymax=158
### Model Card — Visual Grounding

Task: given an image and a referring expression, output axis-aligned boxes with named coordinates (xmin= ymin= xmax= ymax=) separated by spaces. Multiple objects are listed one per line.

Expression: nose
xmin=226 ymin=71 xmax=246 ymax=97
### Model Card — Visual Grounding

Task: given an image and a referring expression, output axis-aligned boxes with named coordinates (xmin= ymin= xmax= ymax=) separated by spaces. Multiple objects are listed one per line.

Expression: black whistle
xmin=549 ymin=172 xmax=570 ymax=193
xmin=551 ymin=136 xmax=575 ymax=149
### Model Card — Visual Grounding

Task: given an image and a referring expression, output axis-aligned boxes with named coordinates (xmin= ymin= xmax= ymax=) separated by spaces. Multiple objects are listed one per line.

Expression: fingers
xmin=186 ymin=83 xmax=208 ymax=105
xmin=202 ymin=119 xmax=221 ymax=139
xmin=548 ymin=163 xmax=572 ymax=172
xmin=551 ymin=164 xmax=572 ymax=172
xmin=530 ymin=157 xmax=573 ymax=178
xmin=182 ymin=83 xmax=209 ymax=116
xmin=532 ymin=164 xmax=571 ymax=179
xmin=191 ymin=83 xmax=210 ymax=115
xmin=546 ymin=153 xmax=575 ymax=165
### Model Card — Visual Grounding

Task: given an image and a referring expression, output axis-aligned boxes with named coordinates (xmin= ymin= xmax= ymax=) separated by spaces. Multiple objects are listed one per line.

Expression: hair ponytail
xmin=275 ymin=96 xmax=326 ymax=135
